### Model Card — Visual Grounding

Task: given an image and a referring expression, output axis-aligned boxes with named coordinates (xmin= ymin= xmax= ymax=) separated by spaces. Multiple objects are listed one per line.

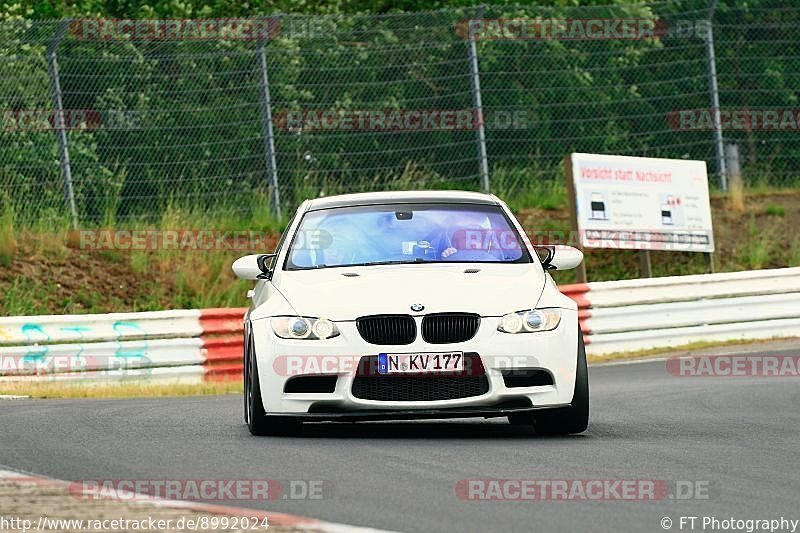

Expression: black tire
xmin=243 ymin=326 xmax=250 ymax=424
xmin=245 ymin=332 xmax=300 ymax=437
xmin=508 ymin=327 xmax=589 ymax=435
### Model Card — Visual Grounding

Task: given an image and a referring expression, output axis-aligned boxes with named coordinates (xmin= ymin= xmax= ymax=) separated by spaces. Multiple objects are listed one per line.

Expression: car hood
xmin=273 ymin=263 xmax=545 ymax=321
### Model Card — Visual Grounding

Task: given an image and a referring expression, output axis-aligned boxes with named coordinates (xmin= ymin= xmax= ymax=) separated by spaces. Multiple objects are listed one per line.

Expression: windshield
xmin=285 ymin=203 xmax=530 ymax=270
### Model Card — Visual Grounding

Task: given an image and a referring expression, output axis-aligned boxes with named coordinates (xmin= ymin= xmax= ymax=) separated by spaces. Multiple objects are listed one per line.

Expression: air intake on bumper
xmin=351 ymin=353 xmax=489 ymax=401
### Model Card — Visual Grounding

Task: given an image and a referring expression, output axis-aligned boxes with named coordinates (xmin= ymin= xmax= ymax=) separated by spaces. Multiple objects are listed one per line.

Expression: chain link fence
xmin=1 ymin=1 xmax=798 ymax=227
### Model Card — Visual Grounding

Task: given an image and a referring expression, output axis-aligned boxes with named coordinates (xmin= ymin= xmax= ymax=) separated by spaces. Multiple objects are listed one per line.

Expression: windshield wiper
xmin=294 ymin=263 xmax=329 ymax=270
xmin=293 ymin=258 xmax=428 ymax=270
xmin=347 ymin=258 xmax=427 ymax=267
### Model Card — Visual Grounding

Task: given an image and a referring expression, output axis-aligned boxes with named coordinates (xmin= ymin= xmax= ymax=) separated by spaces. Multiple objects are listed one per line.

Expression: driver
xmin=438 ymin=212 xmax=494 ymax=259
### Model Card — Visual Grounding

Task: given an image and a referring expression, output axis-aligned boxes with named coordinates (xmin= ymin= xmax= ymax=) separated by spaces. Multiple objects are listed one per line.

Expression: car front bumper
xmin=251 ymin=310 xmax=579 ymax=417
xmin=262 ymin=401 xmax=571 ymax=422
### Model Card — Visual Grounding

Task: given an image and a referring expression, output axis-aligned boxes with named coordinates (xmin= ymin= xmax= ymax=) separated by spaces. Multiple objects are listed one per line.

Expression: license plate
xmin=377 ymin=352 xmax=464 ymax=374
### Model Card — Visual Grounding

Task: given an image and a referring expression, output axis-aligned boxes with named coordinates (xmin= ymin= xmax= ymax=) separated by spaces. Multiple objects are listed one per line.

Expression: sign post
xmin=638 ymin=250 xmax=652 ymax=278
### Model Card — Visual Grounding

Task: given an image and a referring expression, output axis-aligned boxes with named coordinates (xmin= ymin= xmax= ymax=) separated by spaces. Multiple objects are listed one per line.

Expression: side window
xmin=270 ymin=208 xmax=301 ymax=270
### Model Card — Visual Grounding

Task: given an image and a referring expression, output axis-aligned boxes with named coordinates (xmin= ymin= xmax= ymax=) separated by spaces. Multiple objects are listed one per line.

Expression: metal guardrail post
xmin=468 ymin=5 xmax=490 ymax=193
xmin=46 ymin=19 xmax=78 ymax=229
xmin=704 ymin=0 xmax=726 ymax=191
xmin=257 ymin=19 xmax=282 ymax=219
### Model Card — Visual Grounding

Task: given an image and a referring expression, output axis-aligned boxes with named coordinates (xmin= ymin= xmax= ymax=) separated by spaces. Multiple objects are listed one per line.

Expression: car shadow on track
xmin=261 ymin=420 xmax=590 ymax=440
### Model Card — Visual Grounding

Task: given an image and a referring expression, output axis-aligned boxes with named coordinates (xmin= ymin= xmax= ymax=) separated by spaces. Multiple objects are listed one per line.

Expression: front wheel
xmin=509 ymin=327 xmax=589 ymax=435
xmin=245 ymin=333 xmax=300 ymax=437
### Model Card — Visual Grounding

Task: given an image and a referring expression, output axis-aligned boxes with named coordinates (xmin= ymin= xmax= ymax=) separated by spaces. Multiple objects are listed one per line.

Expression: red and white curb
xmin=0 ymin=468 xmax=394 ymax=532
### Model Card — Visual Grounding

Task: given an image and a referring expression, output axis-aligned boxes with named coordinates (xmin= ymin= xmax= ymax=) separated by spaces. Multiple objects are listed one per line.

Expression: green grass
xmin=0 ymin=196 xmax=16 ymax=267
xmin=736 ymin=214 xmax=774 ymax=270
xmin=0 ymin=380 xmax=241 ymax=399
xmin=1 ymin=278 xmax=57 ymax=315
xmin=789 ymin=238 xmax=800 ymax=266
xmin=0 ymin=198 xmax=284 ymax=315
xmin=128 ymin=204 xmax=275 ymax=309
xmin=764 ymin=204 xmax=786 ymax=217
xmin=491 ymin=167 xmax=567 ymax=212
xmin=587 ymin=336 xmax=799 ymax=364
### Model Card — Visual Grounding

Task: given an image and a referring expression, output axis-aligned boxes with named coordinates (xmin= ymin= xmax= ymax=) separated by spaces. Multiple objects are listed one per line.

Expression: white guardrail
xmin=1 ymin=267 xmax=799 ymax=383
xmin=0 ymin=308 xmax=245 ymax=384
xmin=563 ymin=266 xmax=800 ymax=355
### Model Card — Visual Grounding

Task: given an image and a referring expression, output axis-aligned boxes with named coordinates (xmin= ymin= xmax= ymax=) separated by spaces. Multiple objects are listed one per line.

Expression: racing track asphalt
xmin=1 ymin=344 xmax=799 ymax=532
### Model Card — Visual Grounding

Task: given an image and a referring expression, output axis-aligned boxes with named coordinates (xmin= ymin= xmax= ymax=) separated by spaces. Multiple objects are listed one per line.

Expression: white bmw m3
xmin=233 ymin=190 xmax=588 ymax=436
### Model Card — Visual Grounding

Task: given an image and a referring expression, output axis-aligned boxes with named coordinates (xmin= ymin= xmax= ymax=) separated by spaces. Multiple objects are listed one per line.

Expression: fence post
xmin=724 ymin=143 xmax=742 ymax=189
xmin=724 ymin=142 xmax=744 ymax=207
xmin=703 ymin=0 xmax=726 ymax=191
xmin=467 ymin=5 xmax=490 ymax=193
xmin=47 ymin=19 xmax=78 ymax=229
xmin=257 ymin=20 xmax=282 ymax=220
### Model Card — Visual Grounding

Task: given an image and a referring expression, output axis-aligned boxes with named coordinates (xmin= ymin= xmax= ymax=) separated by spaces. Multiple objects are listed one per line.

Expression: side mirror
xmin=536 ymin=245 xmax=583 ymax=271
xmin=232 ymin=254 xmax=276 ymax=280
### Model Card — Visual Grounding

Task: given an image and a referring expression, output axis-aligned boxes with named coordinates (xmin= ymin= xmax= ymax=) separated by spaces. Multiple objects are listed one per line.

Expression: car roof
xmin=306 ymin=190 xmax=500 ymax=211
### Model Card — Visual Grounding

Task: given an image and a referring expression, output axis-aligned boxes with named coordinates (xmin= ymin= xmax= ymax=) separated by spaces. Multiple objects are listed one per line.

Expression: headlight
xmin=271 ymin=317 xmax=340 ymax=340
xmin=498 ymin=309 xmax=561 ymax=333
